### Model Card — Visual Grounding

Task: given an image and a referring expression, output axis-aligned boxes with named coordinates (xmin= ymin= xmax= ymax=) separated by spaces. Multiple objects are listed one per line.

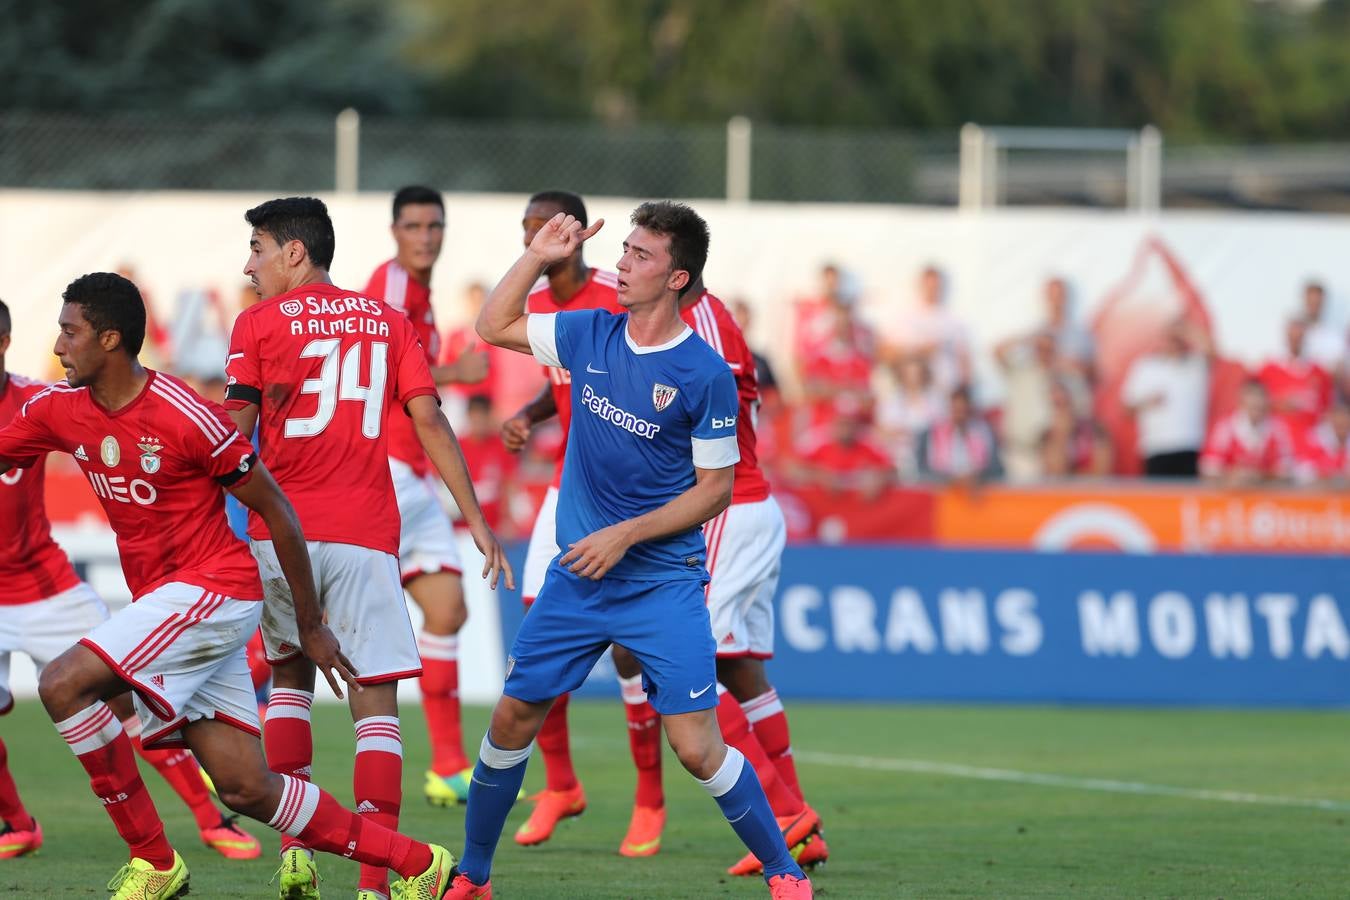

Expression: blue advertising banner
xmin=497 ymin=546 xmax=1350 ymax=706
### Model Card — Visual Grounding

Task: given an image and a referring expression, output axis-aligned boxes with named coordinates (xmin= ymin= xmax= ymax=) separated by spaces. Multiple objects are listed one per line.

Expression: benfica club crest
xmin=652 ymin=383 xmax=678 ymax=413
xmin=138 ymin=439 xmax=164 ymax=474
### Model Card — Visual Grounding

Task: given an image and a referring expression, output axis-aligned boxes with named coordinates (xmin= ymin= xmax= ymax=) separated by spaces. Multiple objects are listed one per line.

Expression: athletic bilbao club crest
xmin=652 ymin=383 xmax=678 ymax=413
xmin=100 ymin=435 xmax=121 ymax=468
xmin=138 ymin=438 xmax=164 ymax=474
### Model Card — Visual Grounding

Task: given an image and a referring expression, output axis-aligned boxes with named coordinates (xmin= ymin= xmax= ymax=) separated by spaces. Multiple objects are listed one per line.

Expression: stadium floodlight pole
xmin=726 ymin=115 xmax=752 ymax=203
xmin=335 ymin=107 xmax=360 ymax=194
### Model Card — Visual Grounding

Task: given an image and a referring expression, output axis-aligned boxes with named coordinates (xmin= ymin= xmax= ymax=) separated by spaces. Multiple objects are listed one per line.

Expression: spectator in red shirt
xmin=1258 ymin=316 xmax=1332 ymax=436
xmin=1296 ymin=402 xmax=1350 ymax=485
xmin=918 ymin=385 xmax=1002 ymax=487
xmin=1200 ymin=379 xmax=1295 ymax=486
xmin=794 ymin=399 xmax=894 ymax=499
xmin=795 ymin=296 xmax=876 ymax=436
xmin=455 ymin=394 xmax=519 ymax=536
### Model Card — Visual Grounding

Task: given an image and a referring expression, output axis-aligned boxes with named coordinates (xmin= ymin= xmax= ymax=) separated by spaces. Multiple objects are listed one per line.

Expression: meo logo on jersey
xmin=652 ymin=383 xmax=678 ymax=412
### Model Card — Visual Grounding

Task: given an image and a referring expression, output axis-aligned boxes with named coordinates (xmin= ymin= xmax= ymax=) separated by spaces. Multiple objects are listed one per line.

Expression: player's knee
xmin=670 ymin=736 xmax=723 ymax=780
xmin=215 ymin=771 xmax=277 ymax=819
xmin=37 ymin=655 xmax=85 ymax=716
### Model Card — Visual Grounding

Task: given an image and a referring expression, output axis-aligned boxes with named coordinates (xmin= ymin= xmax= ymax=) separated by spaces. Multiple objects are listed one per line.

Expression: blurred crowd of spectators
xmin=116 ymin=260 xmax=1345 ymax=539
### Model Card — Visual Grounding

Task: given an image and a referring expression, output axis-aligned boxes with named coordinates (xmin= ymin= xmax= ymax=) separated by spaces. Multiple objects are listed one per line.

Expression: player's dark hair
xmin=630 ymin=201 xmax=710 ymax=298
xmin=0 ymin=298 xmax=10 ymax=336
xmin=61 ymin=273 xmax=146 ymax=356
xmin=467 ymin=394 xmax=492 ymax=414
xmin=244 ymin=197 xmax=335 ymax=270
xmin=528 ymin=190 xmax=587 ymax=226
xmin=393 ymin=185 xmax=444 ymax=222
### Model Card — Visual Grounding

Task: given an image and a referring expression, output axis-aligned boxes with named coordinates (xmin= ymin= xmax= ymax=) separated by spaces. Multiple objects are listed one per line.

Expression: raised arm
xmin=476 ymin=212 xmax=603 ymax=353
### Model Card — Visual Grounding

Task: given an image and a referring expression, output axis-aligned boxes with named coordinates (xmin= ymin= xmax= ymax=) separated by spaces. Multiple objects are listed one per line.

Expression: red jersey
xmin=526 ymin=269 xmax=622 ymax=488
xmin=0 ymin=373 xmax=81 ymax=605
xmin=1257 ymin=358 xmax=1332 ymax=435
xmin=0 ymin=372 xmax=261 ymax=601
xmin=681 ymin=292 xmax=770 ymax=504
xmin=798 ymin=431 xmax=894 ymax=480
xmin=1199 ymin=411 xmax=1295 ymax=479
xmin=1295 ymin=421 xmax=1350 ymax=481
xmin=225 ymin=282 xmax=439 ymax=554
xmin=365 ymin=260 xmax=439 ymax=476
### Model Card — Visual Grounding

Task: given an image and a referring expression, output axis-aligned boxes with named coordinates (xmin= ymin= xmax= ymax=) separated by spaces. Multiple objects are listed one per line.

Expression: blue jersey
xmin=527 ymin=308 xmax=739 ymax=581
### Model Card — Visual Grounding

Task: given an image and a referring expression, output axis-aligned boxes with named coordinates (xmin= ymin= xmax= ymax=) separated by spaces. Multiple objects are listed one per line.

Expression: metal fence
xmin=3 ymin=109 xmax=1349 ymax=210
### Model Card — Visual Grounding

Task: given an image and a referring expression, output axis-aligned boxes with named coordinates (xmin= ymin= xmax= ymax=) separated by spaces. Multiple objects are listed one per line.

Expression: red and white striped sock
xmin=618 ymin=674 xmax=663 ymax=808
xmin=57 ymin=702 xmax=175 ymax=868
xmin=0 ymin=737 xmax=35 ymax=832
xmin=265 ymin=688 xmax=314 ymax=852
xmin=354 ymin=716 xmax=403 ymax=894
xmin=715 ymin=689 xmax=803 ymax=817
xmin=122 ymin=715 xmax=218 ymax=830
xmin=418 ymin=632 xmax=468 ymax=776
xmin=742 ymin=689 xmax=803 ymax=802
xmin=267 ymin=774 xmax=431 ymax=879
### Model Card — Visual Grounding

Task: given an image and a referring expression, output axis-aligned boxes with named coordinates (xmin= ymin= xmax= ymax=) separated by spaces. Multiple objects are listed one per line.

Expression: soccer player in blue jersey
xmin=448 ymin=203 xmax=812 ymax=899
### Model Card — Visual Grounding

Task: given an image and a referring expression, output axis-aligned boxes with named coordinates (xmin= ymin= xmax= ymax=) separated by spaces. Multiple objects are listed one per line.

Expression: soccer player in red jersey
xmin=680 ymin=282 xmax=829 ymax=874
xmin=498 ymin=191 xmax=669 ymax=854
xmin=0 ymin=300 xmax=263 ymax=863
xmin=364 ymin=186 xmax=490 ymax=809
xmin=0 ymin=274 xmax=458 ymax=899
xmin=225 ymin=197 xmax=510 ymax=900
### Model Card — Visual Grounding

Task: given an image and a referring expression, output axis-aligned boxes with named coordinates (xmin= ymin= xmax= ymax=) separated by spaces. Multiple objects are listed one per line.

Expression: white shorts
xmin=391 ymin=457 xmax=463 ymax=584
xmin=252 ymin=539 xmax=422 ymax=685
xmin=705 ymin=497 xmax=787 ymax=659
xmin=521 ymin=485 xmax=561 ymax=604
xmin=0 ymin=582 xmax=109 ymax=714
xmin=80 ymin=582 xmax=262 ymax=749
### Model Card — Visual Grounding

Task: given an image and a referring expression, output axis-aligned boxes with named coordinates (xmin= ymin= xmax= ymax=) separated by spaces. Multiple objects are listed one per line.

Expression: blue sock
xmin=700 ymin=747 xmax=804 ymax=881
xmin=459 ymin=734 xmax=532 ymax=885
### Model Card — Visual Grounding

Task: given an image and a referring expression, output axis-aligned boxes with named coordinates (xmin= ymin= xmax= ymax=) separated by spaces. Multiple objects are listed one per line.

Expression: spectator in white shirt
xmin=1041 ymin=276 xmax=1094 ymax=380
xmin=1299 ymin=280 xmax=1343 ymax=372
xmin=885 ymin=264 xmax=971 ymax=392
xmin=1121 ymin=319 xmax=1213 ymax=477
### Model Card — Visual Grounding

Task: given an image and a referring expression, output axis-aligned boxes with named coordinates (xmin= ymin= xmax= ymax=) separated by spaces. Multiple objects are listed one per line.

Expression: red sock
xmin=742 ymin=690 xmax=803 ymax=802
xmin=418 ymin=632 xmax=468 ymax=775
xmin=618 ymin=675 xmax=663 ymax=808
xmin=57 ymin=702 xmax=174 ymax=868
xmin=0 ymin=737 xmax=35 ymax=832
xmin=123 ymin=716 xmax=218 ymax=830
xmin=268 ymin=774 xmax=432 ymax=879
xmin=715 ymin=690 xmax=802 ymax=817
xmin=265 ymin=688 xmax=314 ymax=852
xmin=538 ymin=692 xmax=578 ymax=792
xmin=354 ymin=716 xmax=403 ymax=893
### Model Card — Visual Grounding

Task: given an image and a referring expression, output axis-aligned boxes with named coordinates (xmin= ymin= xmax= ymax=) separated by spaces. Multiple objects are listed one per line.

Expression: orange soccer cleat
xmin=793 ymin=832 xmax=830 ymax=870
xmin=442 ymin=868 xmax=493 ymax=898
xmin=728 ymin=805 xmax=823 ymax=876
xmin=767 ymin=873 xmax=814 ymax=899
xmin=513 ymin=784 xmax=586 ymax=846
xmin=0 ymin=818 xmax=42 ymax=858
xmin=199 ymin=814 xmax=262 ymax=859
xmin=618 ymin=804 xmax=666 ymax=857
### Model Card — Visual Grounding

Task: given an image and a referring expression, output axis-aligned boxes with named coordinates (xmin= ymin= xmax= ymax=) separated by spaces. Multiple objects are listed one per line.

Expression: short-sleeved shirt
xmin=1199 ymin=411 xmax=1295 ymax=479
xmin=0 ymin=372 xmax=81 ymax=605
xmin=365 ymin=259 xmax=439 ymax=476
xmin=1121 ymin=354 xmax=1209 ymax=456
xmin=526 ymin=270 xmax=623 ymax=488
xmin=527 ymin=309 xmax=739 ymax=581
xmin=681 ymin=292 xmax=770 ymax=504
xmin=0 ymin=371 xmax=261 ymax=601
xmin=224 ymin=282 xmax=439 ymax=555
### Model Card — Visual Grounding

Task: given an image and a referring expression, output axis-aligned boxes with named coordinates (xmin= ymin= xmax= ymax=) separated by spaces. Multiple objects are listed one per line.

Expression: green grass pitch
xmin=1 ymin=698 xmax=1347 ymax=898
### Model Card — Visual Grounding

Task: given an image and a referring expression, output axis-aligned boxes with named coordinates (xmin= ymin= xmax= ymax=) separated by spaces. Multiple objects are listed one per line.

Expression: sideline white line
xmin=794 ymin=750 xmax=1350 ymax=812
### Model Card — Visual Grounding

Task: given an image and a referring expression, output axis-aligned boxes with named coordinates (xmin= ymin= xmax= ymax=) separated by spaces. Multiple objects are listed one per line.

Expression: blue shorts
xmin=503 ymin=562 xmax=717 ymax=716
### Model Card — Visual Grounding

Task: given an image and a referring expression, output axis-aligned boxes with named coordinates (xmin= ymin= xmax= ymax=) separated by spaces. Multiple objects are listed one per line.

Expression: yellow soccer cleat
xmin=393 ymin=843 xmax=456 ymax=900
xmin=424 ymin=769 xmax=472 ymax=807
xmin=106 ymin=851 xmax=189 ymax=900
xmin=273 ymin=846 xmax=321 ymax=899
